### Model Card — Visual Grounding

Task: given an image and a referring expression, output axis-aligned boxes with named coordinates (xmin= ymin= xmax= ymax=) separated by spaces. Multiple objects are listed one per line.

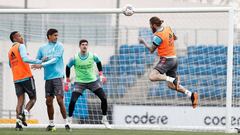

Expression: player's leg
xmin=166 ymin=63 xmax=198 ymax=108
xmin=89 ymin=80 xmax=111 ymax=129
xmin=67 ymin=82 xmax=86 ymax=131
xmin=93 ymin=88 xmax=107 ymax=114
xmin=53 ymin=78 xmax=66 ymax=119
xmin=16 ymin=94 xmax=24 ymax=130
xmin=14 ymin=83 xmax=24 ymax=130
xmin=68 ymin=91 xmax=81 ymax=117
xmin=45 ymin=79 xmax=56 ymax=131
xmin=23 ymin=78 xmax=37 ymax=119
xmin=149 ymin=57 xmax=179 ymax=89
xmin=94 ymin=89 xmax=110 ymax=129
xmin=167 ymin=82 xmax=198 ymax=108
xmin=53 ymin=78 xmax=71 ymax=131
xmin=56 ymin=95 xmax=67 ymax=119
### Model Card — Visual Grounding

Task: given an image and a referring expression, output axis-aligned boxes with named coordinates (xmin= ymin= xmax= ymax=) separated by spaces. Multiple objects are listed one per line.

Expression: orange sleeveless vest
xmin=8 ymin=43 xmax=33 ymax=81
xmin=154 ymin=26 xmax=176 ymax=57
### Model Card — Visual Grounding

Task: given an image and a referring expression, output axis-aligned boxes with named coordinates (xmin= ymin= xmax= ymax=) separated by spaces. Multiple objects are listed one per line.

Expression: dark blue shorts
xmin=154 ymin=57 xmax=178 ymax=78
xmin=14 ymin=77 xmax=36 ymax=99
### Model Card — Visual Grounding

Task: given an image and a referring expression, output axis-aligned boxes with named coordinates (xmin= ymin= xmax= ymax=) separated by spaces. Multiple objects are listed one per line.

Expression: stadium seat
xmin=234 ymin=45 xmax=240 ymax=53
xmin=118 ymin=75 xmax=135 ymax=86
xmin=178 ymin=56 xmax=188 ymax=65
xmin=135 ymin=54 xmax=145 ymax=64
xmin=187 ymin=45 xmax=227 ymax=55
xmin=187 ymin=46 xmax=197 ymax=55
xmin=118 ymin=54 xmax=132 ymax=65
xmin=131 ymin=45 xmax=145 ymax=54
xmin=64 ymin=90 xmax=88 ymax=119
xmin=135 ymin=65 xmax=145 ymax=75
xmin=103 ymin=65 xmax=112 ymax=74
xmin=119 ymin=44 xmax=129 ymax=54
xmin=109 ymin=55 xmax=119 ymax=65
xmin=145 ymin=54 xmax=155 ymax=65
xmin=116 ymin=85 xmax=127 ymax=97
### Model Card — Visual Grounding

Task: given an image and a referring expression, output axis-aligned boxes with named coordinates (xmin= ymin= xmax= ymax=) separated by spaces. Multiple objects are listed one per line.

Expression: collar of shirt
xmin=156 ymin=26 xmax=164 ymax=32
xmin=48 ymin=42 xmax=57 ymax=45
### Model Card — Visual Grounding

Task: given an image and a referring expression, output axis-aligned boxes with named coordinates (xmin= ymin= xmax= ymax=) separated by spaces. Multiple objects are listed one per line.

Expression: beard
xmin=151 ymin=27 xmax=157 ymax=33
xmin=53 ymin=39 xmax=57 ymax=43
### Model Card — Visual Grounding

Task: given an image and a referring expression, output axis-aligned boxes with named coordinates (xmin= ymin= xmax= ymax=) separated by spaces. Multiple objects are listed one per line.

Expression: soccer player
xmin=31 ymin=29 xmax=71 ymax=131
xmin=65 ymin=39 xmax=111 ymax=129
xmin=139 ymin=16 xmax=198 ymax=108
xmin=8 ymin=31 xmax=43 ymax=130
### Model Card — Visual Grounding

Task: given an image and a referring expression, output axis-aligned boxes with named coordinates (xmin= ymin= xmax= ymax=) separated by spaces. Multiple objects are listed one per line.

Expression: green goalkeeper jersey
xmin=74 ymin=52 xmax=97 ymax=83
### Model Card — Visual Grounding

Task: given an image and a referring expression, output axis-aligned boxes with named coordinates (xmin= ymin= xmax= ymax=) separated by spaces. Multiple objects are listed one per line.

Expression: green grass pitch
xmin=0 ymin=128 xmax=239 ymax=135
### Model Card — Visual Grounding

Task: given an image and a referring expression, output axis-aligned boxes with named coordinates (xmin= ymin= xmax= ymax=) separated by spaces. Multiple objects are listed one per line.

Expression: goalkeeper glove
xmin=64 ymin=78 xmax=71 ymax=92
xmin=99 ymin=71 xmax=107 ymax=84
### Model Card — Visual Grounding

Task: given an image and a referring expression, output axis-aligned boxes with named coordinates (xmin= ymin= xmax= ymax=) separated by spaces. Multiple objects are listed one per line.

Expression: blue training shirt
xmin=36 ymin=42 xmax=64 ymax=80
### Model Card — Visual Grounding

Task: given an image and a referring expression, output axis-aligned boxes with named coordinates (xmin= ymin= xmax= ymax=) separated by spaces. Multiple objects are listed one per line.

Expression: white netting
xmin=0 ymin=8 xmax=237 ymax=132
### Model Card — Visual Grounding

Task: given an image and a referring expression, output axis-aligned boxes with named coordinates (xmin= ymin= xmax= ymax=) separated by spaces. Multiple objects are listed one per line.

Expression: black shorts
xmin=73 ymin=80 xmax=102 ymax=94
xmin=45 ymin=78 xmax=64 ymax=97
xmin=154 ymin=57 xmax=178 ymax=78
xmin=14 ymin=77 xmax=36 ymax=99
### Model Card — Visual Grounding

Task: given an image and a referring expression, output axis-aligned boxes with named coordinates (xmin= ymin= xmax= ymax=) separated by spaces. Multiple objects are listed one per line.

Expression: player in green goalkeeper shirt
xmin=65 ymin=39 xmax=110 ymax=129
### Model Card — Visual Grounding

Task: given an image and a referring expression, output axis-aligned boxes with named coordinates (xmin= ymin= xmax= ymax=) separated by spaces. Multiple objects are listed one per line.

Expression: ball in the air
xmin=122 ymin=4 xmax=135 ymax=16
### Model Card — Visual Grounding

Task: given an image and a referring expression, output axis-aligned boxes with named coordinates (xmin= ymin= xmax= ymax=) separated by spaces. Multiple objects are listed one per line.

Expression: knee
xmin=30 ymin=96 xmax=36 ymax=102
xmin=30 ymin=98 xmax=37 ymax=105
xmin=70 ymin=97 xmax=78 ymax=104
xmin=101 ymin=97 xmax=107 ymax=103
xmin=148 ymin=74 xmax=155 ymax=81
xmin=46 ymin=99 xmax=53 ymax=107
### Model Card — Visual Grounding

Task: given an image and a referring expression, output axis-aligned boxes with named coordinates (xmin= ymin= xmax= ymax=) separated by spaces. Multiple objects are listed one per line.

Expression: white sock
xmin=184 ymin=90 xmax=192 ymax=97
xmin=65 ymin=117 xmax=72 ymax=125
xmin=16 ymin=118 xmax=23 ymax=125
xmin=102 ymin=115 xmax=107 ymax=120
xmin=166 ymin=76 xmax=175 ymax=83
xmin=16 ymin=118 xmax=21 ymax=123
xmin=23 ymin=109 xmax=29 ymax=116
xmin=49 ymin=120 xmax=54 ymax=126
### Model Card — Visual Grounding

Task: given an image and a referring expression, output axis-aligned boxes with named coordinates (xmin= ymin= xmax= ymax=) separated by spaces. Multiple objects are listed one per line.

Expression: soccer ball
xmin=122 ymin=4 xmax=135 ymax=16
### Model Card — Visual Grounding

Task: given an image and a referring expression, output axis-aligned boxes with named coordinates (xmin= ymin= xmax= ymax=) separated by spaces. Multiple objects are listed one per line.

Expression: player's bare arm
xmin=139 ymin=37 xmax=157 ymax=53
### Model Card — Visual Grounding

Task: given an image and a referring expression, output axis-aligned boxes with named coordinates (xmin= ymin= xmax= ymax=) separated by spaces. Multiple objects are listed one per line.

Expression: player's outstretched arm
xmin=139 ymin=37 xmax=157 ymax=53
xmin=19 ymin=44 xmax=42 ymax=64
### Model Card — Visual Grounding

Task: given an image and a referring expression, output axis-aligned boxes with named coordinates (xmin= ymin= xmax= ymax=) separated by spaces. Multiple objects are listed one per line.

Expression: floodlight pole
xmin=24 ymin=0 xmax=28 ymax=46
xmin=115 ymin=0 xmax=120 ymax=54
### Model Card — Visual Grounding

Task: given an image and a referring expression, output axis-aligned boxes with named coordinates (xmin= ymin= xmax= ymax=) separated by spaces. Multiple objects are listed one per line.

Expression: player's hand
xmin=64 ymin=78 xmax=71 ymax=92
xmin=99 ymin=71 xmax=107 ymax=84
xmin=31 ymin=64 xmax=43 ymax=70
xmin=42 ymin=56 xmax=48 ymax=62
xmin=138 ymin=37 xmax=146 ymax=44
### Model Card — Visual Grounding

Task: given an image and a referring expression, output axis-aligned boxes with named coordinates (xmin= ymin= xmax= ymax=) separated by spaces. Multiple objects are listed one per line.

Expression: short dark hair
xmin=149 ymin=16 xmax=164 ymax=27
xmin=79 ymin=39 xmax=88 ymax=45
xmin=46 ymin=28 xmax=58 ymax=39
xmin=10 ymin=31 xmax=18 ymax=42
